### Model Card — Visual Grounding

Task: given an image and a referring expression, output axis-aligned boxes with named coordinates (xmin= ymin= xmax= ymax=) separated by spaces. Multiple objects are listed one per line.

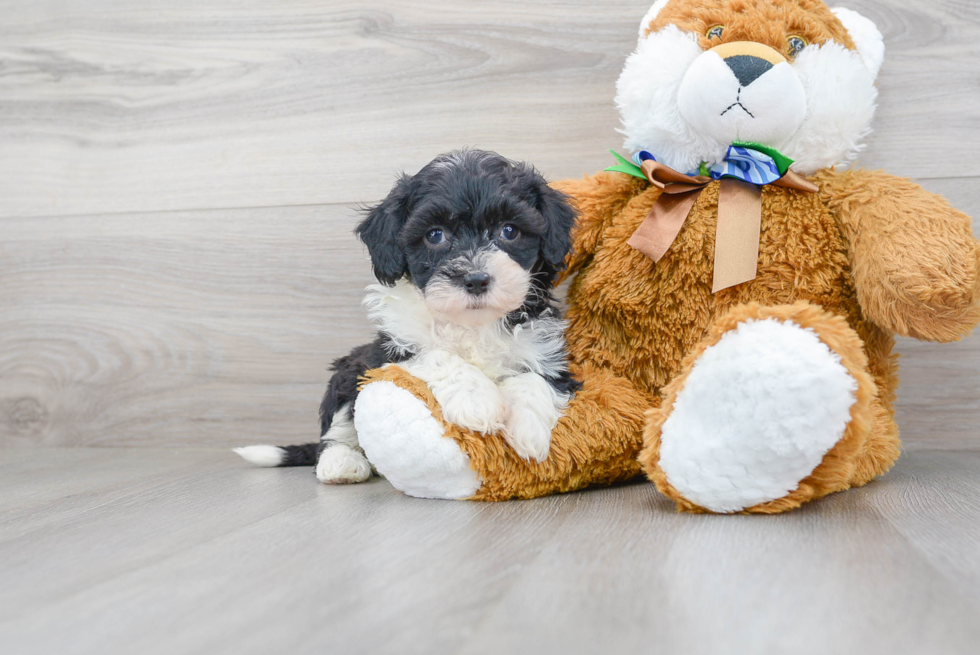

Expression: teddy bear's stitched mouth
xmin=720 ymin=88 xmax=755 ymax=118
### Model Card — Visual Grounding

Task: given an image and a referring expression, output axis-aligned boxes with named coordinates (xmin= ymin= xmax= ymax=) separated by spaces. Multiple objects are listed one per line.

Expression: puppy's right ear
xmin=355 ymin=175 xmax=413 ymax=285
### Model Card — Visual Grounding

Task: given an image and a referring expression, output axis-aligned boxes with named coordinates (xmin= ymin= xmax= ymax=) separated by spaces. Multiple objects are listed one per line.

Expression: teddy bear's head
xmin=616 ymin=0 xmax=884 ymax=175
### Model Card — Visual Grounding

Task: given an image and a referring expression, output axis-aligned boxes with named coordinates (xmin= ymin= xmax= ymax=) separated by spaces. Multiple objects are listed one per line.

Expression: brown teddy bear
xmin=352 ymin=0 xmax=980 ymax=513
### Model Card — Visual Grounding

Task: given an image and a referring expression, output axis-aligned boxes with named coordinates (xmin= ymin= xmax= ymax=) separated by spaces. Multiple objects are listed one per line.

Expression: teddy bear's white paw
xmin=354 ymin=381 xmax=482 ymax=499
xmin=498 ymin=373 xmax=565 ymax=462
xmin=658 ymin=318 xmax=858 ymax=513
xmin=315 ymin=444 xmax=372 ymax=484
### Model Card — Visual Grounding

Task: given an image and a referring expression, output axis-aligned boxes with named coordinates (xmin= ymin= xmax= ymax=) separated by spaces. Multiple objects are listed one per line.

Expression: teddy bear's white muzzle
xmin=677 ymin=42 xmax=807 ymax=149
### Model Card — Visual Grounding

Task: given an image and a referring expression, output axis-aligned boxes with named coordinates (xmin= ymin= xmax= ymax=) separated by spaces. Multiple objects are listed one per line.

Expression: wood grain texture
xmin=1 ymin=448 xmax=979 ymax=655
xmin=0 ymin=0 xmax=978 ymax=218
xmin=2 ymin=0 xmax=980 ymax=449
xmin=0 ymin=205 xmax=374 ymax=447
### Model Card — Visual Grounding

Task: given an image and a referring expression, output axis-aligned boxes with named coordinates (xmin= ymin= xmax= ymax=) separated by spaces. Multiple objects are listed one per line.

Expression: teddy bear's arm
xmin=552 ymin=172 xmax=647 ymax=282
xmin=816 ymin=169 xmax=980 ymax=342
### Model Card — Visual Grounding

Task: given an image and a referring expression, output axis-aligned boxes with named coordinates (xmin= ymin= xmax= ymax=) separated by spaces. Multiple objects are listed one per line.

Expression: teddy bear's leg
xmin=639 ymin=302 xmax=882 ymax=514
xmin=354 ymin=363 xmax=653 ymax=501
xmin=353 ymin=374 xmax=482 ymax=499
xmin=847 ymin=393 xmax=901 ymax=490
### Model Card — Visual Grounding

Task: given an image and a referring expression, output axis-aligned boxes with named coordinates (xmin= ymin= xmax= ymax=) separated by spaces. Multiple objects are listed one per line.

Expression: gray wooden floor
xmin=3 ymin=1 xmax=980 ymax=653
xmin=2 ymin=448 xmax=980 ymax=655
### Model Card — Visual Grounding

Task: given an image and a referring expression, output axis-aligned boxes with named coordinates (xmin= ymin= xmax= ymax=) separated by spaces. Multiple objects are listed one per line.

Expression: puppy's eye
xmin=425 ymin=228 xmax=448 ymax=246
xmin=787 ymin=35 xmax=808 ymax=58
xmin=706 ymin=25 xmax=724 ymax=40
xmin=498 ymin=224 xmax=520 ymax=241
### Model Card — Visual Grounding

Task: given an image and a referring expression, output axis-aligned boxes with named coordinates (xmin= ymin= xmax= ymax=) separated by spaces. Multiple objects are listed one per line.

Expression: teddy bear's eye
xmin=787 ymin=35 xmax=808 ymax=58
xmin=706 ymin=25 xmax=724 ymax=40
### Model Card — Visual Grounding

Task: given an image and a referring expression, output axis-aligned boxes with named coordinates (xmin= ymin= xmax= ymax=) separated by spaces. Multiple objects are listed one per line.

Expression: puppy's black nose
xmin=725 ymin=55 xmax=773 ymax=87
xmin=462 ymin=272 xmax=491 ymax=295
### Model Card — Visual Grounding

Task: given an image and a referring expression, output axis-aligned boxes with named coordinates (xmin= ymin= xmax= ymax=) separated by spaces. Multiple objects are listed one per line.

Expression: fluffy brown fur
xmin=813 ymin=169 xmax=980 ymax=342
xmin=553 ymin=165 xmax=979 ymax=512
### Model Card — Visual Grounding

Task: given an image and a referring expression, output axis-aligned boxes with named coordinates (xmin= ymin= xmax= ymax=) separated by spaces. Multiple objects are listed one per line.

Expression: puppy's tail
xmin=233 ymin=443 xmax=319 ymax=467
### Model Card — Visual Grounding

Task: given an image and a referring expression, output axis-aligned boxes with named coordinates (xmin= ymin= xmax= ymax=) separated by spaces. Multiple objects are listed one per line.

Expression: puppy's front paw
xmin=437 ymin=378 xmax=507 ymax=435
xmin=502 ymin=404 xmax=554 ymax=462
xmin=316 ymin=444 xmax=372 ymax=484
xmin=498 ymin=372 xmax=566 ymax=462
xmin=403 ymin=350 xmax=507 ymax=434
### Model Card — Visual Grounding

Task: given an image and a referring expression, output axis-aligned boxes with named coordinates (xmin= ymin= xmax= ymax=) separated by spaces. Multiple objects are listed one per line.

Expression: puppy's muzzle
xmin=462 ymin=272 xmax=491 ymax=296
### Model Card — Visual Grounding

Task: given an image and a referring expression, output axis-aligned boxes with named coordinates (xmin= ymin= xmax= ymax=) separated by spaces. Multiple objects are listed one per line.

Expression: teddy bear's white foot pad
xmin=354 ymin=381 xmax=482 ymax=500
xmin=659 ymin=318 xmax=858 ymax=513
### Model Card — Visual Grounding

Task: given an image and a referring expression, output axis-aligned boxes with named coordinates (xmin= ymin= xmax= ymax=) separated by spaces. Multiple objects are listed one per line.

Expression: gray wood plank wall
xmin=2 ymin=0 xmax=979 ymax=449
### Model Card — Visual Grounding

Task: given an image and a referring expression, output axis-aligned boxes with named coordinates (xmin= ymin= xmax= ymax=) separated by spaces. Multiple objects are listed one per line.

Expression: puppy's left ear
xmin=535 ymin=183 xmax=578 ymax=270
xmin=355 ymin=175 xmax=414 ymax=285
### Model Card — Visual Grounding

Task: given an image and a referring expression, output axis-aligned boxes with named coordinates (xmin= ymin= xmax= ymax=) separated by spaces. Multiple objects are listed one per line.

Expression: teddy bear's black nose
xmin=725 ymin=55 xmax=774 ymax=87
xmin=462 ymin=272 xmax=491 ymax=295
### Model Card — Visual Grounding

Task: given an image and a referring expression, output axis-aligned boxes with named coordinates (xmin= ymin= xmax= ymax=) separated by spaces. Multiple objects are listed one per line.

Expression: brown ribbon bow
xmin=626 ymin=159 xmax=818 ymax=293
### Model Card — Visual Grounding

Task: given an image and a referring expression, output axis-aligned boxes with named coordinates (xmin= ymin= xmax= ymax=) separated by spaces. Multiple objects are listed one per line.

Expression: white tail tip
xmin=233 ymin=445 xmax=285 ymax=467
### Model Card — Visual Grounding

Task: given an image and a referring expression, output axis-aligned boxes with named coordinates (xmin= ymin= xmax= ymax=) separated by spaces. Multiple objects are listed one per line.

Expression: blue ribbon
xmin=633 ymin=145 xmax=786 ymax=187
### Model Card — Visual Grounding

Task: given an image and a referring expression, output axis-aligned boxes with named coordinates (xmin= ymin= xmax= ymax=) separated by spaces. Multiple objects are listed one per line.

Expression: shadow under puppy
xmin=235 ymin=149 xmax=581 ymax=484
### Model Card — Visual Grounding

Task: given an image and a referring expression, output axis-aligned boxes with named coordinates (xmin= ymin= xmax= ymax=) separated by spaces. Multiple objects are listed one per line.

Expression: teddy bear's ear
xmin=637 ymin=0 xmax=671 ymax=39
xmin=832 ymin=7 xmax=885 ymax=80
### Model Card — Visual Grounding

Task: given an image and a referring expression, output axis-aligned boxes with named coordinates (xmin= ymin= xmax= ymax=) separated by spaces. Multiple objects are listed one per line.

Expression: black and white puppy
xmin=235 ymin=149 xmax=581 ymax=483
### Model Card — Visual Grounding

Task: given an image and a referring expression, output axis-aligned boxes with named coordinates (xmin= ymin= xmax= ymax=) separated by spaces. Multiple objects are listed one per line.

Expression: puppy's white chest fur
xmin=362 ymin=280 xmax=571 ymax=462
xmin=363 ymin=280 xmax=568 ymax=381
